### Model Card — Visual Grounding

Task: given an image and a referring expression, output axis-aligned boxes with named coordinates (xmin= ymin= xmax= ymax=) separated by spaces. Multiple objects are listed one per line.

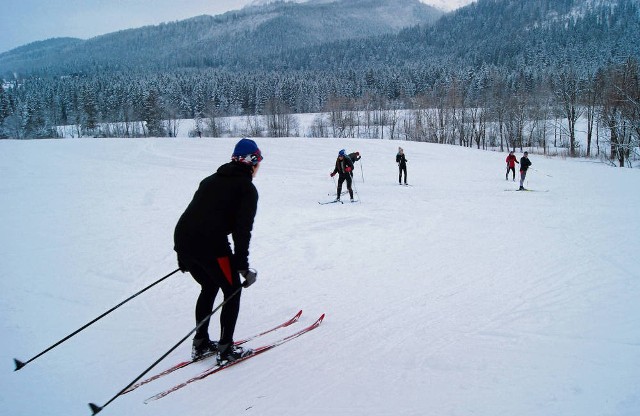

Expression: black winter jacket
xmin=396 ymin=153 xmax=407 ymax=167
xmin=332 ymin=157 xmax=354 ymax=177
xmin=520 ymin=156 xmax=532 ymax=172
xmin=174 ymin=162 xmax=258 ymax=270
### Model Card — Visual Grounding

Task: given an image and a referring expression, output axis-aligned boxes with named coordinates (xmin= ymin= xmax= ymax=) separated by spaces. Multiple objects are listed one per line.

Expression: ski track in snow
xmin=1 ymin=137 xmax=639 ymax=416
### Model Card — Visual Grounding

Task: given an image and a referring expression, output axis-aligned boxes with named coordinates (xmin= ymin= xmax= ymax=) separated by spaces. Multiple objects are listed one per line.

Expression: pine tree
xmin=142 ymin=88 xmax=164 ymax=137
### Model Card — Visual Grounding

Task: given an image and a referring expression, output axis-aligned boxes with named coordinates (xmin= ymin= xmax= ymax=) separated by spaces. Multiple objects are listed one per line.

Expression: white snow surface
xmin=1 ymin=137 xmax=639 ymax=416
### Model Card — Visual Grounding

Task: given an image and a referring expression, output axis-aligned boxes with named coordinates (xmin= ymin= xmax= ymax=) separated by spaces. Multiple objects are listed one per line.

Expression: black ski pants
xmin=398 ymin=165 xmax=407 ymax=184
xmin=180 ymin=252 xmax=242 ymax=345
xmin=337 ymin=173 xmax=353 ymax=199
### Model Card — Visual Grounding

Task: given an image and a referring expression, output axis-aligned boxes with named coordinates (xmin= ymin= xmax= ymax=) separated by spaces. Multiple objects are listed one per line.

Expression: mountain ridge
xmin=0 ymin=0 xmax=443 ymax=77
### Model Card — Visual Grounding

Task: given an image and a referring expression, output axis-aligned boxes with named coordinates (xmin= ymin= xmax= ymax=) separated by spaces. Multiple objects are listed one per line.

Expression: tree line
xmin=1 ymin=59 xmax=638 ymax=166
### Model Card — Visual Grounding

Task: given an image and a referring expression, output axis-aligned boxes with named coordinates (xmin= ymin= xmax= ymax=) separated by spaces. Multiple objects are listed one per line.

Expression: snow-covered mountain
xmin=0 ymin=0 xmax=444 ymax=76
xmin=249 ymin=0 xmax=307 ymax=5
xmin=423 ymin=0 xmax=476 ymax=11
xmin=2 ymin=0 xmax=638 ymax=78
xmin=248 ymin=0 xmax=476 ymax=12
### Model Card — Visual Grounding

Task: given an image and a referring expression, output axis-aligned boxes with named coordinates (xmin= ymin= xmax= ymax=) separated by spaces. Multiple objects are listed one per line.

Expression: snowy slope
xmin=1 ymin=137 xmax=639 ymax=416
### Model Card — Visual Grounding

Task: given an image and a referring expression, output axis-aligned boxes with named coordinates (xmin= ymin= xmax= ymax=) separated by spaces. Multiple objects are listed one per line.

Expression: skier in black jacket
xmin=519 ymin=151 xmax=532 ymax=190
xmin=396 ymin=147 xmax=408 ymax=185
xmin=347 ymin=151 xmax=361 ymax=178
xmin=174 ymin=138 xmax=263 ymax=364
xmin=330 ymin=149 xmax=354 ymax=201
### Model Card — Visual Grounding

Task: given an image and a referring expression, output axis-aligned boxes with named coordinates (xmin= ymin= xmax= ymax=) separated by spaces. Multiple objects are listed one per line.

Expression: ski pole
xmin=350 ymin=174 xmax=361 ymax=202
xmin=359 ymin=161 xmax=364 ymax=183
xmin=330 ymin=174 xmax=338 ymax=198
xmin=88 ymin=284 xmax=243 ymax=415
xmin=13 ymin=268 xmax=180 ymax=371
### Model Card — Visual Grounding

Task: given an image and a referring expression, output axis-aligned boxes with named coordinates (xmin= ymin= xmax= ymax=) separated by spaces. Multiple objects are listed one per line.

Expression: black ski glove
xmin=239 ymin=269 xmax=257 ymax=287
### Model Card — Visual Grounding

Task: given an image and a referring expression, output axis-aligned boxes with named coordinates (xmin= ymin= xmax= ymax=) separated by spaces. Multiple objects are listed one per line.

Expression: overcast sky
xmin=0 ymin=0 xmax=473 ymax=54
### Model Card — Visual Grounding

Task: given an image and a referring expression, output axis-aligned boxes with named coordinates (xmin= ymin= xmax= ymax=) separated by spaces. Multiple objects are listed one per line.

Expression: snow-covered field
xmin=1 ymin=136 xmax=639 ymax=416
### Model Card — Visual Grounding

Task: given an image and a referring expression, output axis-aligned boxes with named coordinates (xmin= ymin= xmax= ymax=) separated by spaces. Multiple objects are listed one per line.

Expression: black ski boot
xmin=191 ymin=338 xmax=218 ymax=360
xmin=216 ymin=343 xmax=252 ymax=365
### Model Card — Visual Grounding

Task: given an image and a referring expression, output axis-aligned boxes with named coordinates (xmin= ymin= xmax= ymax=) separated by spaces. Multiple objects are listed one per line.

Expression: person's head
xmin=338 ymin=149 xmax=346 ymax=158
xmin=232 ymin=138 xmax=263 ymax=176
xmin=524 ymin=151 xmax=528 ymax=157
xmin=398 ymin=147 xmax=403 ymax=154
xmin=355 ymin=151 xmax=360 ymax=156
xmin=509 ymin=150 xmax=514 ymax=155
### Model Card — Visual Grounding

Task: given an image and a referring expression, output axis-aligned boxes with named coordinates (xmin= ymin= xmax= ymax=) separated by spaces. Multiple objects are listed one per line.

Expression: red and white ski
xmin=122 ymin=310 xmax=302 ymax=395
xmin=144 ymin=313 xmax=325 ymax=403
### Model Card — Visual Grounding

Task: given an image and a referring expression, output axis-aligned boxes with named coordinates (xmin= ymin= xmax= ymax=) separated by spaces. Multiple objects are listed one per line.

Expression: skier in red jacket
xmin=505 ymin=150 xmax=519 ymax=181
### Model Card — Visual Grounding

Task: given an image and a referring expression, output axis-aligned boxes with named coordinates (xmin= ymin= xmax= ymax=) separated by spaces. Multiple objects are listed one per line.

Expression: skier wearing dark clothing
xmin=505 ymin=151 xmax=519 ymax=181
xmin=174 ymin=138 xmax=263 ymax=364
xmin=347 ymin=151 xmax=361 ymax=178
xmin=330 ymin=149 xmax=354 ymax=201
xmin=519 ymin=151 xmax=532 ymax=190
xmin=396 ymin=147 xmax=408 ymax=185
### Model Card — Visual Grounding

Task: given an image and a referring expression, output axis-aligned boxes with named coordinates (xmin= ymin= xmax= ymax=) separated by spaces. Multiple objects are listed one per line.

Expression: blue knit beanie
xmin=232 ymin=138 xmax=263 ymax=165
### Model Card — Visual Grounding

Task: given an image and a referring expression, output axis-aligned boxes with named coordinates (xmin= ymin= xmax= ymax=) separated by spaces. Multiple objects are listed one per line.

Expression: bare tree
xmin=469 ymin=106 xmax=486 ymax=149
xmin=310 ymin=114 xmax=329 ymax=138
xmin=387 ymin=105 xmax=401 ymax=140
xmin=598 ymin=59 xmax=640 ymax=167
xmin=552 ymin=69 xmax=584 ymax=157
xmin=582 ymin=73 xmax=601 ymax=157
xmin=265 ymin=98 xmax=297 ymax=137
xmin=242 ymin=115 xmax=263 ymax=138
xmin=488 ymin=70 xmax=509 ymax=152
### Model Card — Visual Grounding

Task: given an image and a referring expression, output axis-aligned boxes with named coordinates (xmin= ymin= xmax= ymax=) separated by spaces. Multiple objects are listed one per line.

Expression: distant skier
xmin=519 ymin=151 xmax=532 ymax=190
xmin=505 ymin=150 xmax=519 ymax=181
xmin=174 ymin=138 xmax=262 ymax=364
xmin=396 ymin=147 xmax=408 ymax=185
xmin=330 ymin=149 xmax=354 ymax=202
